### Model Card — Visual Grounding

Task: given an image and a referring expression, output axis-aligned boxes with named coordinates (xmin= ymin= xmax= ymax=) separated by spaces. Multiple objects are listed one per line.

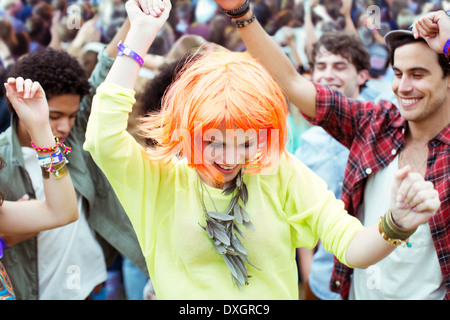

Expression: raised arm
xmin=104 ymin=0 xmax=171 ymax=90
xmin=1 ymin=78 xmax=78 ymax=233
xmin=213 ymin=0 xmax=318 ymax=118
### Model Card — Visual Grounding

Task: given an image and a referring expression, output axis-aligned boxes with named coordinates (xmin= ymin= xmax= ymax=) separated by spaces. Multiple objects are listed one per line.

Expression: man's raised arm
xmin=214 ymin=0 xmax=318 ymax=118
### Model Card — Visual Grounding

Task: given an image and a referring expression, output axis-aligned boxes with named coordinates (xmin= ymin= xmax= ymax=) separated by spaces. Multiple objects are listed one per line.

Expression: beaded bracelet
xmin=222 ymin=0 xmax=249 ymax=18
xmin=231 ymin=15 xmax=256 ymax=29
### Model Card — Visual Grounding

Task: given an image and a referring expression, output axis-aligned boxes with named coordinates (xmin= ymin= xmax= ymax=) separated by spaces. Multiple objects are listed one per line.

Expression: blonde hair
xmin=139 ymin=50 xmax=288 ymax=182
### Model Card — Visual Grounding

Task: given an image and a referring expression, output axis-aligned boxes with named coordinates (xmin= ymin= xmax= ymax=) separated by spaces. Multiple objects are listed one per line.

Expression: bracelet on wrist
xmin=378 ymin=209 xmax=416 ymax=247
xmin=117 ymin=41 xmax=144 ymax=67
xmin=31 ymin=137 xmax=71 ymax=177
xmin=31 ymin=137 xmax=72 ymax=154
xmin=0 ymin=237 xmax=8 ymax=259
xmin=231 ymin=15 xmax=256 ymax=29
xmin=443 ymin=39 xmax=450 ymax=60
xmin=223 ymin=0 xmax=250 ymax=18
xmin=37 ymin=149 xmax=64 ymax=167
xmin=41 ymin=158 xmax=69 ymax=180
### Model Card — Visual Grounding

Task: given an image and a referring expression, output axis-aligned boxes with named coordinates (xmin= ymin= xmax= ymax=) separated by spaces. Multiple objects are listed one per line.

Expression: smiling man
xmin=309 ymin=32 xmax=370 ymax=100
xmin=214 ymin=0 xmax=450 ymax=300
xmin=294 ymin=31 xmax=374 ymax=300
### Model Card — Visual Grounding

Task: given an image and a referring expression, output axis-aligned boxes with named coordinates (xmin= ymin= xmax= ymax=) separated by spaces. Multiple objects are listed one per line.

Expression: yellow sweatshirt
xmin=84 ymin=82 xmax=363 ymax=300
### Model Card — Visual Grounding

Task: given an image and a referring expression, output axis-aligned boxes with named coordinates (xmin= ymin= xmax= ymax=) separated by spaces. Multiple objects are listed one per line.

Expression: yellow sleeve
xmin=84 ymin=82 xmax=174 ymax=254
xmin=281 ymin=154 xmax=363 ymax=266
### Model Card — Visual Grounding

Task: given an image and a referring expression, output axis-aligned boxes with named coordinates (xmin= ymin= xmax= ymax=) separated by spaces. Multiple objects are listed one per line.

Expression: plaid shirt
xmin=303 ymin=83 xmax=450 ymax=300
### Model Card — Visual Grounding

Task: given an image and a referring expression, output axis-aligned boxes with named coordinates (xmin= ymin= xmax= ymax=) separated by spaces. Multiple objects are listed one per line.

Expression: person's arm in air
xmin=1 ymin=78 xmax=78 ymax=234
xmin=214 ymin=0 xmax=318 ymax=118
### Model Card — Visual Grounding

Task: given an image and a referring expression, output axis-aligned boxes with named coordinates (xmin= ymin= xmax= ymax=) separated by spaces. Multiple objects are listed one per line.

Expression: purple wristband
xmin=443 ymin=39 xmax=450 ymax=58
xmin=0 ymin=237 xmax=8 ymax=259
xmin=117 ymin=41 xmax=144 ymax=67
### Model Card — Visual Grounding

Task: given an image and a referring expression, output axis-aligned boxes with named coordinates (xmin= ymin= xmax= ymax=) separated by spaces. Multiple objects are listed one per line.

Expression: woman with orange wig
xmin=84 ymin=0 xmax=439 ymax=299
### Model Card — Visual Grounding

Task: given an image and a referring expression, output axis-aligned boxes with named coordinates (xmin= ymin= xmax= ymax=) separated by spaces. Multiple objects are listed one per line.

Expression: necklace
xmin=197 ymin=170 xmax=258 ymax=289
xmin=399 ymin=149 xmax=428 ymax=173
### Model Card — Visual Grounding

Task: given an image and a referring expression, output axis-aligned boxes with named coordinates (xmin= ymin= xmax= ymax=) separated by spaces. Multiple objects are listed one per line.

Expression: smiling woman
xmin=200 ymin=126 xmax=259 ymax=185
xmin=83 ymin=0 xmax=440 ymax=300
xmin=139 ymin=50 xmax=288 ymax=187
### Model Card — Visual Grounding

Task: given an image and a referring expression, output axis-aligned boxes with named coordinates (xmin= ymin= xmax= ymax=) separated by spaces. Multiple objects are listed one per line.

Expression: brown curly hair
xmin=6 ymin=47 xmax=90 ymax=119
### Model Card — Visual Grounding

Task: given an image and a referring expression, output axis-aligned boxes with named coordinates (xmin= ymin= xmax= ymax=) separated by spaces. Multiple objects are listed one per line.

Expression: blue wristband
xmin=117 ymin=41 xmax=144 ymax=67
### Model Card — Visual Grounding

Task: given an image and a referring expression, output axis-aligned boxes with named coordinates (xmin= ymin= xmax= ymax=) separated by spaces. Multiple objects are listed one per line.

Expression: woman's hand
xmin=390 ymin=166 xmax=440 ymax=231
xmin=125 ymin=0 xmax=172 ymax=31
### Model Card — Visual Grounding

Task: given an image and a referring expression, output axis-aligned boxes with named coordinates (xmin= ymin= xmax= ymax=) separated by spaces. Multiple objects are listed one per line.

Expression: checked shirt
xmin=303 ymin=83 xmax=449 ymax=300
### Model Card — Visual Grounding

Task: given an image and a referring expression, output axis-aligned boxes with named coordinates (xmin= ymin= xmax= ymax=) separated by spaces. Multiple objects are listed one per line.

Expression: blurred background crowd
xmin=1 ymin=0 xmax=448 ymax=136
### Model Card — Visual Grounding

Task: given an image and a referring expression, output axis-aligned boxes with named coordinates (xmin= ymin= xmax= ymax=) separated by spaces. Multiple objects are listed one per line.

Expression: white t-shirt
xmin=22 ymin=147 xmax=107 ymax=300
xmin=350 ymin=155 xmax=445 ymax=299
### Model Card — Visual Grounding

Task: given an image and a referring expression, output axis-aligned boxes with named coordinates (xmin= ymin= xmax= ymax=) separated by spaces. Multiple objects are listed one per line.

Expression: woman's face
xmin=199 ymin=125 xmax=259 ymax=189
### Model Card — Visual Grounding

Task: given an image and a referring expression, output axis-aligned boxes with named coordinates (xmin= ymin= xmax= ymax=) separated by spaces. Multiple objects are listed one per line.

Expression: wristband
xmin=223 ymin=0 xmax=249 ymax=18
xmin=443 ymin=39 xmax=450 ymax=59
xmin=38 ymin=149 xmax=64 ymax=166
xmin=229 ymin=5 xmax=250 ymax=18
xmin=231 ymin=15 xmax=256 ymax=29
xmin=117 ymin=41 xmax=144 ymax=67
xmin=0 ymin=237 xmax=8 ymax=259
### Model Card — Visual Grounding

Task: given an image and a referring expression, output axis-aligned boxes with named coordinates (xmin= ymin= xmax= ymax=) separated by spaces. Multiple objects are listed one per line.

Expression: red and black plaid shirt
xmin=303 ymin=83 xmax=449 ymax=300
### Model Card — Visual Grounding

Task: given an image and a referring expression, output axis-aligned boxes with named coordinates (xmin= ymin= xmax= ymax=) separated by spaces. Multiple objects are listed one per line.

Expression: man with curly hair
xmin=0 ymin=19 xmax=147 ymax=300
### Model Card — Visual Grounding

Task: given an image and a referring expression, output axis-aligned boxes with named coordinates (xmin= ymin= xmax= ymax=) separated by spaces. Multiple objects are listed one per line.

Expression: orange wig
xmin=139 ymin=50 xmax=288 ymax=183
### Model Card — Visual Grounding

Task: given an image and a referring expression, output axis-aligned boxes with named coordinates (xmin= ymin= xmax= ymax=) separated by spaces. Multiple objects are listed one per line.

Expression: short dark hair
xmin=310 ymin=31 xmax=370 ymax=72
xmin=388 ymin=35 xmax=450 ymax=78
xmin=7 ymin=48 xmax=90 ymax=118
